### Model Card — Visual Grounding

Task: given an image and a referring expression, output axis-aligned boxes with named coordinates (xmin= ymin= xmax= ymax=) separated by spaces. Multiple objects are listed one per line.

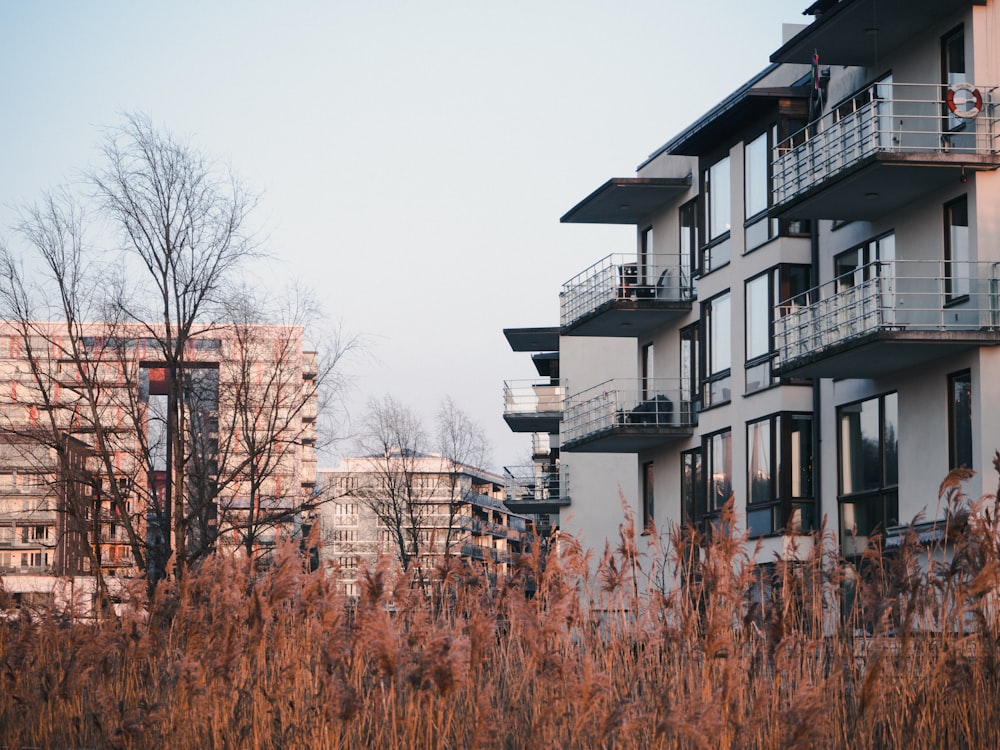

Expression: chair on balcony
xmin=627 ymin=394 xmax=673 ymax=426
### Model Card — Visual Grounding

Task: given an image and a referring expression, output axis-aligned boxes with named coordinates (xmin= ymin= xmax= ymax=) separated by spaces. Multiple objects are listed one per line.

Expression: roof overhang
xmin=772 ymin=0 xmax=984 ymax=66
xmin=560 ymin=177 xmax=692 ymax=225
xmin=657 ymin=86 xmax=811 ymax=157
xmin=503 ymin=327 xmax=560 ymax=352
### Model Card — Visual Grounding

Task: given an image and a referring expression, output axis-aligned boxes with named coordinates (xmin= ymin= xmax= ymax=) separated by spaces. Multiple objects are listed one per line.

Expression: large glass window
xmin=834 ymin=232 xmax=895 ymax=292
xmin=945 ymin=196 xmax=970 ymax=300
xmin=705 ymin=429 xmax=732 ymax=515
xmin=707 ymin=156 xmax=731 ymax=241
xmin=701 ymin=156 xmax=731 ymax=274
xmin=680 ymin=323 xmax=700 ymax=415
xmin=747 ymin=413 xmax=814 ymax=537
xmin=744 ymin=130 xmax=779 ymax=251
xmin=679 ymin=199 xmax=698 ymax=285
xmin=746 ymin=265 xmax=811 ymax=393
xmin=702 ymin=292 xmax=731 ymax=408
xmin=942 ymin=25 xmax=967 ymax=131
xmin=838 ymin=392 xmax=899 ymax=556
xmin=681 ymin=448 xmax=702 ymax=527
xmin=949 ymin=370 xmax=973 ymax=469
xmin=642 ymin=461 xmax=655 ymax=532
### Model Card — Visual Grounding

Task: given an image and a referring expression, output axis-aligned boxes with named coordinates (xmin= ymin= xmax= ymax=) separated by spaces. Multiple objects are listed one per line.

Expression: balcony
xmin=772 ymin=82 xmax=1000 ymax=220
xmin=560 ymin=253 xmax=692 ymax=337
xmin=562 ymin=378 xmax=695 ymax=453
xmin=774 ymin=260 xmax=1000 ymax=379
xmin=502 ymin=379 xmax=563 ymax=433
xmin=503 ymin=464 xmax=568 ymax=514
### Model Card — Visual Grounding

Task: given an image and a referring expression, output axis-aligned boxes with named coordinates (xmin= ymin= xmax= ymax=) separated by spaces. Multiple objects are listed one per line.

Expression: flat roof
xmin=503 ymin=327 xmax=560 ymax=352
xmin=560 ymin=177 xmax=691 ymax=225
xmin=771 ymin=0 xmax=984 ymax=66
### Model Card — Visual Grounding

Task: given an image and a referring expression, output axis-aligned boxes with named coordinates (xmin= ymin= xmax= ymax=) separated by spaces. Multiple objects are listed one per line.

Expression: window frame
xmin=701 ymin=291 xmax=732 ymax=409
xmin=704 ymin=428 xmax=733 ymax=516
xmin=746 ymin=264 xmax=812 ymax=394
xmin=944 ymin=195 xmax=970 ymax=302
xmin=700 ymin=155 xmax=732 ymax=275
xmin=746 ymin=412 xmax=814 ymax=538
xmin=836 ymin=392 xmax=899 ymax=557
xmin=642 ymin=460 xmax=655 ymax=532
xmin=948 ymin=369 xmax=973 ymax=470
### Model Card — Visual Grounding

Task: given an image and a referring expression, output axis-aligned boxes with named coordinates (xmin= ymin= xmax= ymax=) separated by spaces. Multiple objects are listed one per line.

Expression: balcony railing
xmin=773 ymin=82 xmax=1000 ymax=209
xmin=503 ymin=380 xmax=563 ymax=417
xmin=562 ymin=378 xmax=695 ymax=451
xmin=775 ymin=260 xmax=1000 ymax=373
xmin=560 ymin=253 xmax=692 ymax=333
xmin=503 ymin=464 xmax=567 ymax=507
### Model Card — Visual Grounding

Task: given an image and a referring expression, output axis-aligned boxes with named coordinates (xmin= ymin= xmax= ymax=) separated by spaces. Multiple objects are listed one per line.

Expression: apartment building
xmin=0 ymin=321 xmax=319 ymax=606
xmin=511 ymin=0 xmax=1000 ymax=568
xmin=319 ymin=454 xmax=528 ymax=594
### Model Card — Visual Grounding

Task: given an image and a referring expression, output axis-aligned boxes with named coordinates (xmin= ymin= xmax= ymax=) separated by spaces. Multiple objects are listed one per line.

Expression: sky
xmin=0 ymin=1 xmax=812 ymax=472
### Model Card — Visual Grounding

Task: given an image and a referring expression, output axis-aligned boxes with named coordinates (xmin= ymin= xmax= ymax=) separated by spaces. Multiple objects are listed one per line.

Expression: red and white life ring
xmin=947 ymin=82 xmax=983 ymax=119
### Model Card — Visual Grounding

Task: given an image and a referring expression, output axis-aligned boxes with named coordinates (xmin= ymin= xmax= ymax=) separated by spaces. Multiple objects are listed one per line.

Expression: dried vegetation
xmin=3 ymin=469 xmax=1000 ymax=748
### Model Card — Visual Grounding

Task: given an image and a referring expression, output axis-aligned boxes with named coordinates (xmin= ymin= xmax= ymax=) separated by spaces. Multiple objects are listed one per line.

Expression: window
xmin=702 ymin=292 xmax=731 ymax=408
xmin=747 ymin=413 xmax=814 ymax=537
xmin=744 ymin=130 xmax=778 ymax=251
xmin=945 ymin=196 xmax=969 ymax=300
xmin=681 ymin=449 xmax=702 ymax=527
xmin=641 ymin=342 xmax=654 ymax=400
xmin=746 ymin=265 xmax=811 ymax=393
xmin=642 ymin=461 xmax=654 ymax=532
xmin=949 ymin=370 xmax=973 ymax=469
xmin=834 ymin=232 xmax=895 ymax=292
xmin=838 ymin=392 xmax=899 ymax=557
xmin=640 ymin=226 xmax=654 ymax=288
xmin=701 ymin=156 xmax=731 ymax=273
xmin=680 ymin=323 xmax=700 ymax=415
xmin=704 ymin=429 xmax=732 ymax=515
xmin=942 ymin=25 xmax=966 ymax=131
xmin=679 ymin=200 xmax=698 ymax=285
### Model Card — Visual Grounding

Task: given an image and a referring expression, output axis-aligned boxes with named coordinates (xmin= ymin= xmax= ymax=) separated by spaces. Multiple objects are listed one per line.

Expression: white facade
xmin=533 ymin=0 xmax=1000 ymax=570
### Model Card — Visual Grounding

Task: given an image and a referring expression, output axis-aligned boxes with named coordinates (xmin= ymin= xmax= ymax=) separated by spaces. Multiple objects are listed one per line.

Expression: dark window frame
xmin=746 ymin=412 xmax=814 ymax=538
xmin=948 ymin=369 xmax=973 ymax=470
xmin=836 ymin=392 xmax=899 ymax=557
xmin=701 ymin=290 xmax=732 ymax=409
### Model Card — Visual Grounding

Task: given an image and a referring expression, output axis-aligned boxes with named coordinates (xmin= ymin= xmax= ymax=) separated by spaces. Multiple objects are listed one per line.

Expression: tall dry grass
xmin=3 ymin=469 xmax=1000 ymax=748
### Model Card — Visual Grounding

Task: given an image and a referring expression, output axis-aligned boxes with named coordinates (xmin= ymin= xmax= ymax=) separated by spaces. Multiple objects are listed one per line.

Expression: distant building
xmin=0 ymin=321 xmax=318 ymax=609
xmin=319 ymin=452 xmax=528 ymax=594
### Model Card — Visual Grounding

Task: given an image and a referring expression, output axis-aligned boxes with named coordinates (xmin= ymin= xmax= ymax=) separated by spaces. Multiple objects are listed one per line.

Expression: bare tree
xmin=344 ymin=396 xmax=494 ymax=580
xmin=0 ymin=114 xmax=354 ymax=591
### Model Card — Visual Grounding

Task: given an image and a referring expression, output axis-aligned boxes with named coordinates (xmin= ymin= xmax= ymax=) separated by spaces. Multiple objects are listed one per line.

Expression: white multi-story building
xmin=319 ymin=454 xmax=527 ymax=594
xmin=510 ymin=0 xmax=1000 ymax=569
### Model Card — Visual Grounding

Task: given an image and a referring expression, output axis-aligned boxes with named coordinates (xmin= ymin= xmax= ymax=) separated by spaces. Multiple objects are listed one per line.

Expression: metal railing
xmin=503 ymin=464 xmax=564 ymax=504
xmin=562 ymin=378 xmax=695 ymax=446
xmin=774 ymin=259 xmax=1000 ymax=367
xmin=774 ymin=82 xmax=999 ymax=206
xmin=560 ymin=253 xmax=692 ymax=328
xmin=503 ymin=379 xmax=564 ymax=417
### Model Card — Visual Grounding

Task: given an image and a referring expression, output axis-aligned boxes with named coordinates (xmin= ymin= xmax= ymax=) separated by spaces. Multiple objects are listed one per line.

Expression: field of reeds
xmin=3 ymin=470 xmax=1000 ymax=749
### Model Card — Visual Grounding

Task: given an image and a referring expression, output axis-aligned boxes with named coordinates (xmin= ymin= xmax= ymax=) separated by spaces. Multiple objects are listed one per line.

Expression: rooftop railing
xmin=773 ymin=81 xmax=1000 ymax=206
xmin=562 ymin=378 xmax=695 ymax=447
xmin=560 ymin=253 xmax=692 ymax=329
xmin=774 ymin=259 xmax=1000 ymax=367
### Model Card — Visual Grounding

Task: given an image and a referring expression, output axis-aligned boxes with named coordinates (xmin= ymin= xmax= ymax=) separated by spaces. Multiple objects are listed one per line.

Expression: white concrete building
xmin=511 ymin=0 xmax=1000 ymax=568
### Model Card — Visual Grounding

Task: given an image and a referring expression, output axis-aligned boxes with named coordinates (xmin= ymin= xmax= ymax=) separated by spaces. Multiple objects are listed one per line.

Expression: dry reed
xmin=2 ymin=468 xmax=1000 ymax=748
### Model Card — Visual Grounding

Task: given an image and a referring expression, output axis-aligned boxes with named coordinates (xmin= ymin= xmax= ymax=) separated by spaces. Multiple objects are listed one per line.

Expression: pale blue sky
xmin=1 ymin=1 xmax=810 ymax=470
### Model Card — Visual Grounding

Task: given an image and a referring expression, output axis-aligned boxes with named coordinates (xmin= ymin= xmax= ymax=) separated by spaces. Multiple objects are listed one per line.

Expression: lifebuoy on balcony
xmin=947 ymin=82 xmax=983 ymax=119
